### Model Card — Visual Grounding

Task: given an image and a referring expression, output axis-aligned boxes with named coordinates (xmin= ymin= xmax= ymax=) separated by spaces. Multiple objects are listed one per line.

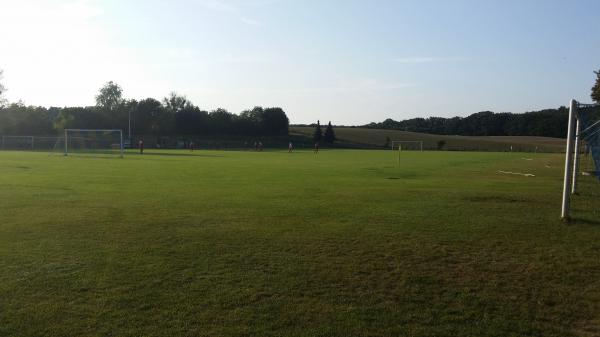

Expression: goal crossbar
xmin=391 ymin=140 xmax=424 ymax=151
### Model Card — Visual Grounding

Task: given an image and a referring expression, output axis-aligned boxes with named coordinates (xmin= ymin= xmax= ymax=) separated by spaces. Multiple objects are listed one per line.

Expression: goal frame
xmin=64 ymin=129 xmax=124 ymax=158
xmin=561 ymin=100 xmax=599 ymax=219
xmin=391 ymin=140 xmax=424 ymax=151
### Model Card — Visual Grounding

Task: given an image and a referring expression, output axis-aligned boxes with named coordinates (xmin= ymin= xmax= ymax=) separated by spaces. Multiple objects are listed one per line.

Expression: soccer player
xmin=139 ymin=139 xmax=144 ymax=154
xmin=288 ymin=141 xmax=293 ymax=153
xmin=314 ymin=142 xmax=319 ymax=154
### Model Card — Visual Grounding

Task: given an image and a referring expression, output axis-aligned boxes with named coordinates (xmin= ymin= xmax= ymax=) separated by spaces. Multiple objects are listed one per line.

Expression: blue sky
xmin=0 ymin=0 xmax=598 ymax=124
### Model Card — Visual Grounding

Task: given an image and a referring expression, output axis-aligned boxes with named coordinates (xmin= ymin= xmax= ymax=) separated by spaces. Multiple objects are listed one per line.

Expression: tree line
xmin=1 ymin=70 xmax=599 ymax=139
xmin=366 ymin=70 xmax=600 ymax=138
xmin=364 ymin=108 xmax=570 ymax=138
xmin=0 ymin=81 xmax=289 ymax=138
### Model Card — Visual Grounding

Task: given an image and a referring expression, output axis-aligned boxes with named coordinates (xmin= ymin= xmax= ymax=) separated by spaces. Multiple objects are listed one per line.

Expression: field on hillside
xmin=290 ymin=126 xmax=566 ymax=152
xmin=1 ymin=149 xmax=599 ymax=337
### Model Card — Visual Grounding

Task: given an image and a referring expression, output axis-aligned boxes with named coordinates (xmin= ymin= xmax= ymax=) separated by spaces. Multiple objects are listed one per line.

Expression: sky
xmin=0 ymin=0 xmax=599 ymax=124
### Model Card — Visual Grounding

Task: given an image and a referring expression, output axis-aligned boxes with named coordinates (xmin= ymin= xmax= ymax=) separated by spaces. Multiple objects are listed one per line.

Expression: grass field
xmin=290 ymin=127 xmax=567 ymax=152
xmin=1 ymin=149 xmax=599 ymax=337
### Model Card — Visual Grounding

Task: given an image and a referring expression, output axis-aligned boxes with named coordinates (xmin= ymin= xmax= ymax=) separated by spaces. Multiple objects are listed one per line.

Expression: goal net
xmin=391 ymin=140 xmax=423 ymax=151
xmin=1 ymin=136 xmax=64 ymax=151
xmin=1 ymin=136 xmax=34 ymax=150
xmin=64 ymin=129 xmax=124 ymax=158
xmin=578 ymin=104 xmax=600 ymax=179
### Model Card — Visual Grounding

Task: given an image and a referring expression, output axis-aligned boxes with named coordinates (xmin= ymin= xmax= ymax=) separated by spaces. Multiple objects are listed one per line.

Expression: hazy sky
xmin=1 ymin=0 xmax=599 ymax=124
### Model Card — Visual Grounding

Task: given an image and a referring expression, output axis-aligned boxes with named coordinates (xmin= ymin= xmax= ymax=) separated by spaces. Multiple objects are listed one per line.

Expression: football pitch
xmin=1 ymin=149 xmax=599 ymax=337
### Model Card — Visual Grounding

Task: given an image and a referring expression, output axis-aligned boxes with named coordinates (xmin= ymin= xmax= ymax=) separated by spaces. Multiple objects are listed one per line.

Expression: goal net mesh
xmin=65 ymin=129 xmax=123 ymax=157
xmin=579 ymin=105 xmax=600 ymax=181
xmin=391 ymin=141 xmax=423 ymax=151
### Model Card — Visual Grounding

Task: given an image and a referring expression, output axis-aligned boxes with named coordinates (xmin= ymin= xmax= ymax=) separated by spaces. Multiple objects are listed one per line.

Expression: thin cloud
xmin=394 ymin=56 xmax=468 ymax=64
xmin=197 ymin=0 xmax=237 ymax=12
xmin=240 ymin=17 xmax=263 ymax=26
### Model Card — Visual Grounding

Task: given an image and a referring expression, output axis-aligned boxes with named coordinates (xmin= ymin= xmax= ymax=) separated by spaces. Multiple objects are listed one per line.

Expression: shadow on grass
xmin=569 ymin=217 xmax=600 ymax=226
xmin=134 ymin=152 xmax=225 ymax=158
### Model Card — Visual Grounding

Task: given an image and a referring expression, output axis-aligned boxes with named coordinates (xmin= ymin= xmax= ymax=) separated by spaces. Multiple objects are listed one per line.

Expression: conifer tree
xmin=313 ymin=120 xmax=323 ymax=143
xmin=592 ymin=69 xmax=600 ymax=103
xmin=323 ymin=121 xmax=336 ymax=143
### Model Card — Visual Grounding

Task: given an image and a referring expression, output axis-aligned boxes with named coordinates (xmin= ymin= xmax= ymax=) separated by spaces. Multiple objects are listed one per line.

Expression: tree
xmin=437 ymin=140 xmax=446 ymax=150
xmin=262 ymin=107 xmax=289 ymax=136
xmin=323 ymin=121 xmax=336 ymax=143
xmin=95 ymin=81 xmax=123 ymax=112
xmin=209 ymin=108 xmax=235 ymax=135
xmin=163 ymin=92 xmax=189 ymax=113
xmin=175 ymin=105 xmax=208 ymax=135
xmin=313 ymin=120 xmax=323 ymax=143
xmin=592 ymin=69 xmax=600 ymax=103
xmin=136 ymin=98 xmax=173 ymax=136
xmin=0 ymin=69 xmax=7 ymax=108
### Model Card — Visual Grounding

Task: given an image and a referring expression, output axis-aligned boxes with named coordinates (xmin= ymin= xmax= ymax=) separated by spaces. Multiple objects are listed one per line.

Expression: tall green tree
xmin=592 ymin=69 xmax=600 ymax=103
xmin=313 ymin=120 xmax=323 ymax=143
xmin=323 ymin=121 xmax=336 ymax=143
xmin=0 ymin=69 xmax=7 ymax=108
xmin=163 ymin=92 xmax=190 ymax=113
xmin=95 ymin=81 xmax=123 ymax=112
xmin=262 ymin=107 xmax=289 ymax=136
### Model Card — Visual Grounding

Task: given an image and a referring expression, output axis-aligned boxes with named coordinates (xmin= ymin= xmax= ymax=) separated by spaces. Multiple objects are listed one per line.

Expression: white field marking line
xmin=498 ymin=170 xmax=535 ymax=177
xmin=521 ymin=157 xmax=533 ymax=161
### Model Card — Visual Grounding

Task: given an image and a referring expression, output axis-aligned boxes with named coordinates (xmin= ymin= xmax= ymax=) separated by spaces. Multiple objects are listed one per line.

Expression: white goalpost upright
xmin=561 ymin=100 xmax=600 ymax=220
xmin=391 ymin=141 xmax=423 ymax=167
xmin=64 ymin=129 xmax=124 ymax=158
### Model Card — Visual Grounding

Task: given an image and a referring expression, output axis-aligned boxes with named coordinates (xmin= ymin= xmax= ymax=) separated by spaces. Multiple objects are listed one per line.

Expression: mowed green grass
xmin=0 ymin=149 xmax=599 ymax=337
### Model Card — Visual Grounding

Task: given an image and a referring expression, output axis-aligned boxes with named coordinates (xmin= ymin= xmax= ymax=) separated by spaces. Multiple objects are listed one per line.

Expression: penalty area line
xmin=497 ymin=170 xmax=535 ymax=177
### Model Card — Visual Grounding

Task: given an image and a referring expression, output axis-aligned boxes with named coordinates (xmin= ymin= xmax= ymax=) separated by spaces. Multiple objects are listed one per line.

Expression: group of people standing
xmin=288 ymin=141 xmax=319 ymax=154
xmin=135 ymin=139 xmax=321 ymax=154
xmin=243 ymin=141 xmax=264 ymax=151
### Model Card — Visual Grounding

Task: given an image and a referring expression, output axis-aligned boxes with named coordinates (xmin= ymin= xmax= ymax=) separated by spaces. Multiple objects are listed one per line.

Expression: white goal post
xmin=64 ymin=129 xmax=124 ymax=158
xmin=561 ymin=100 xmax=600 ymax=220
xmin=391 ymin=140 xmax=424 ymax=151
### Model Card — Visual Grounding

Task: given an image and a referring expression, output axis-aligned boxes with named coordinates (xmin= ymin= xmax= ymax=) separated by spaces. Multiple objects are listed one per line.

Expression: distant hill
xmin=290 ymin=126 xmax=565 ymax=152
xmin=363 ymin=108 xmax=570 ymax=138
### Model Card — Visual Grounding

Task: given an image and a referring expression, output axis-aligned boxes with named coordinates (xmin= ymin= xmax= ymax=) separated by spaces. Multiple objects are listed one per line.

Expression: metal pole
xmin=31 ymin=136 xmax=34 ymax=150
xmin=572 ymin=118 xmax=581 ymax=194
xmin=128 ymin=109 xmax=131 ymax=142
xmin=64 ymin=129 xmax=68 ymax=156
xmin=120 ymin=130 xmax=124 ymax=158
xmin=561 ymin=99 xmax=577 ymax=220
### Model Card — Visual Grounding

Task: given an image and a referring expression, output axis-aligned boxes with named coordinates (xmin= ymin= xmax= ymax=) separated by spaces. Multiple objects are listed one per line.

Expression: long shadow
xmin=133 ymin=152 xmax=225 ymax=158
xmin=568 ymin=217 xmax=600 ymax=226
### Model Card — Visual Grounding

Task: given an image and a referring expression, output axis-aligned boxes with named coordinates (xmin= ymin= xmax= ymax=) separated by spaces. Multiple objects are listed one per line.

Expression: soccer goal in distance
xmin=63 ymin=129 xmax=124 ymax=158
xmin=391 ymin=140 xmax=424 ymax=151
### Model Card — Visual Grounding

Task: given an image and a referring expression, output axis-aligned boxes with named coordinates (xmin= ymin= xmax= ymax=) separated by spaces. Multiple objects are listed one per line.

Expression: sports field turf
xmin=1 ymin=149 xmax=599 ymax=337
